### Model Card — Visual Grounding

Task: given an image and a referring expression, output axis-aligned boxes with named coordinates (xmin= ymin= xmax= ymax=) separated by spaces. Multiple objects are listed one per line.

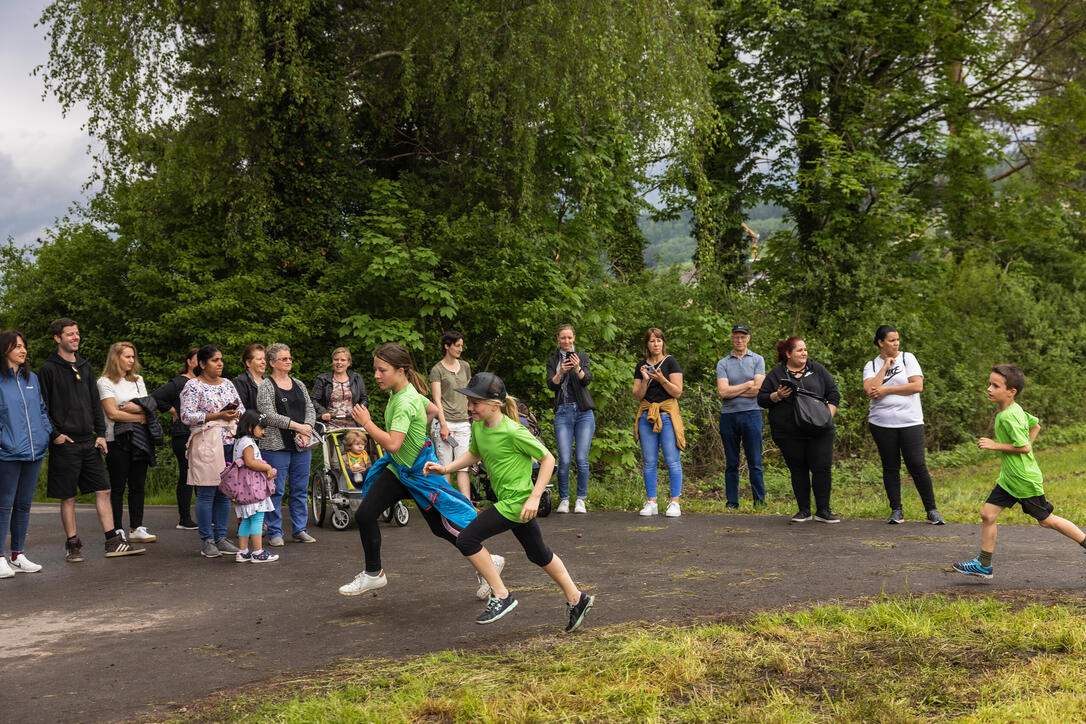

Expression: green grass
xmin=174 ymin=593 xmax=1086 ymax=722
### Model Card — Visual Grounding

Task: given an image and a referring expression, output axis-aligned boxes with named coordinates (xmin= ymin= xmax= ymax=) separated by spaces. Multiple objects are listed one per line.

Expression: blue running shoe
xmin=953 ymin=557 xmax=993 ymax=579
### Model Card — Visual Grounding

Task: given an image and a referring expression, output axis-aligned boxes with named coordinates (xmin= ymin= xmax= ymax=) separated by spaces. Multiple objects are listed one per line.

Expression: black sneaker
xmin=790 ymin=510 xmax=812 ymax=523
xmin=926 ymin=509 xmax=946 ymax=525
xmin=176 ymin=518 xmax=199 ymax=530
xmin=887 ymin=509 xmax=904 ymax=524
xmin=65 ymin=536 xmax=84 ymax=563
xmin=565 ymin=592 xmax=595 ymax=633
xmin=725 ymin=502 xmax=739 ymax=510
xmin=476 ymin=594 xmax=518 ymax=624
xmin=105 ymin=531 xmax=146 ymax=557
xmin=813 ymin=510 xmax=841 ymax=524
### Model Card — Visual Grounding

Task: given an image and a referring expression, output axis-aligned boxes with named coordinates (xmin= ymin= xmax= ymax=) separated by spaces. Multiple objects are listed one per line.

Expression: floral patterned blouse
xmin=327 ymin=379 xmax=353 ymax=428
xmin=180 ymin=377 xmax=245 ymax=444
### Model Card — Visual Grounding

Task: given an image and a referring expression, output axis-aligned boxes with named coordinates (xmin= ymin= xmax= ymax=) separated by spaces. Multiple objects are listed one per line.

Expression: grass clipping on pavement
xmin=190 ymin=594 xmax=1086 ymax=722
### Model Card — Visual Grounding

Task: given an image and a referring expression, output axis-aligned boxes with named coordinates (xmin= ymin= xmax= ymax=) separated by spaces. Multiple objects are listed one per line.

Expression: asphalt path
xmin=5 ymin=503 xmax=1086 ymax=722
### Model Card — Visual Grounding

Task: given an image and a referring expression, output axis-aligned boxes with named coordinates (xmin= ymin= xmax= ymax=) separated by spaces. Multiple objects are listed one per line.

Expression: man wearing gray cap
xmin=715 ymin=324 xmax=766 ymax=508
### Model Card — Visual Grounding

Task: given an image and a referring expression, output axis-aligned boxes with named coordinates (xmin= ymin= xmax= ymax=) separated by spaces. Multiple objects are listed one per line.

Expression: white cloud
xmin=0 ymin=1 xmax=96 ymax=246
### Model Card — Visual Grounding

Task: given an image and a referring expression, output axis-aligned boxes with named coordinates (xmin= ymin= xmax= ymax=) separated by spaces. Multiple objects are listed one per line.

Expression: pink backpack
xmin=219 ymin=459 xmax=276 ymax=505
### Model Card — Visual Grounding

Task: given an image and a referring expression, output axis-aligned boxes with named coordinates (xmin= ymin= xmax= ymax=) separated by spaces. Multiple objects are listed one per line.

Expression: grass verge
xmin=173 ymin=592 xmax=1086 ymax=723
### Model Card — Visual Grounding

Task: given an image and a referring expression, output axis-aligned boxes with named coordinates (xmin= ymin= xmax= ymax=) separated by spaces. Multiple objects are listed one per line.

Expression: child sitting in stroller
xmin=344 ymin=429 xmax=371 ymax=485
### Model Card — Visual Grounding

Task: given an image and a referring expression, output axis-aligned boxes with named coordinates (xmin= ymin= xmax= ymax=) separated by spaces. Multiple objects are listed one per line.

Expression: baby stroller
xmin=469 ymin=400 xmax=554 ymax=517
xmin=308 ymin=422 xmax=410 ymax=530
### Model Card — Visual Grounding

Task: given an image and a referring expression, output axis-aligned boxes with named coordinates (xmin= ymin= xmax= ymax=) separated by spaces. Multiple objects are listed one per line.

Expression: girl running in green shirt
xmin=338 ymin=343 xmax=487 ymax=597
xmin=425 ymin=372 xmax=595 ymax=632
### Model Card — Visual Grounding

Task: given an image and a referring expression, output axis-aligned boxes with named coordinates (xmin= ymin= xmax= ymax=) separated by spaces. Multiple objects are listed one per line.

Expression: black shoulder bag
xmin=786 ymin=375 xmax=833 ymax=434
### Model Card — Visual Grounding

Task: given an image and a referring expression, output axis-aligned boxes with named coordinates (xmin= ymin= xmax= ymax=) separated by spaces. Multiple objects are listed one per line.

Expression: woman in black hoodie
xmin=758 ymin=337 xmax=841 ymax=524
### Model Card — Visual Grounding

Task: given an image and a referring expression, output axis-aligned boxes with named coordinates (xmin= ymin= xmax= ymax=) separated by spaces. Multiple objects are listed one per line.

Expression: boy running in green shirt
xmin=953 ymin=364 xmax=1086 ymax=578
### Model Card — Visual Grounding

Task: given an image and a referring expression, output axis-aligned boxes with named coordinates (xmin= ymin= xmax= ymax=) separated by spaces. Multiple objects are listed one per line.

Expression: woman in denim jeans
xmin=0 ymin=330 xmax=51 ymax=577
xmin=632 ymin=327 xmax=685 ymax=518
xmin=545 ymin=325 xmax=596 ymax=514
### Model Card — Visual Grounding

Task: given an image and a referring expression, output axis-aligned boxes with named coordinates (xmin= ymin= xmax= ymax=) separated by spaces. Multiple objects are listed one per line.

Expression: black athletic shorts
xmin=46 ymin=439 xmax=110 ymax=499
xmin=985 ymin=484 xmax=1054 ymax=522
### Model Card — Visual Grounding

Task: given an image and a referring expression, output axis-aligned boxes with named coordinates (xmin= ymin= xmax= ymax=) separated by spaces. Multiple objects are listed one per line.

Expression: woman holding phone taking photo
xmin=632 ymin=327 xmax=685 ymax=518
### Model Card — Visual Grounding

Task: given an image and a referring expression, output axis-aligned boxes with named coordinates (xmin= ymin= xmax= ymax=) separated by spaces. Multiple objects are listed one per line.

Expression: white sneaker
xmin=128 ymin=526 xmax=157 ymax=543
xmin=476 ymin=554 xmax=506 ymax=600
xmin=9 ymin=554 xmax=42 ymax=573
xmin=338 ymin=571 xmax=388 ymax=596
xmin=556 ymin=498 xmax=570 ymax=514
xmin=665 ymin=500 xmax=681 ymax=518
xmin=574 ymin=498 xmax=587 ymax=514
xmin=0 ymin=557 xmax=13 ymax=579
xmin=639 ymin=501 xmax=658 ymax=517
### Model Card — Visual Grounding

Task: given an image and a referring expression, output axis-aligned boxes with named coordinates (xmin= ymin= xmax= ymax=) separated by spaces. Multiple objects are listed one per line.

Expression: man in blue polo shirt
xmin=715 ymin=324 xmax=766 ymax=508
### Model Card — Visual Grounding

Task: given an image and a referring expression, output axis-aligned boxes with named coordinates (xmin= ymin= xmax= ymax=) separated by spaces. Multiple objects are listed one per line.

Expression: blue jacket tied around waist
xmin=0 ymin=369 xmax=53 ymax=462
xmin=360 ymin=440 xmax=477 ymax=530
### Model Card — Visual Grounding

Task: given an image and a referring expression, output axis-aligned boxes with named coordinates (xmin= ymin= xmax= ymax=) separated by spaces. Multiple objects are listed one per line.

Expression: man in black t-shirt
xmin=38 ymin=318 xmax=145 ymax=561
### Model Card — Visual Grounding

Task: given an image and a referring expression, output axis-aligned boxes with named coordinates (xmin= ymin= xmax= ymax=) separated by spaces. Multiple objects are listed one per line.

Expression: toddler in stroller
xmin=309 ymin=425 xmax=410 ymax=530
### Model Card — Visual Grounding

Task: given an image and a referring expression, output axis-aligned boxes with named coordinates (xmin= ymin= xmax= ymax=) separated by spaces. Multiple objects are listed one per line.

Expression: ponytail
xmin=501 ymin=396 xmax=519 ymax=421
xmin=374 ymin=342 xmax=429 ymax=395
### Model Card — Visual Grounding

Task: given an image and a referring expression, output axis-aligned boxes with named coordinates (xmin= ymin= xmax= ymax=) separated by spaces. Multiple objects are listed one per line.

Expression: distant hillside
xmin=639 ymin=208 xmax=790 ymax=268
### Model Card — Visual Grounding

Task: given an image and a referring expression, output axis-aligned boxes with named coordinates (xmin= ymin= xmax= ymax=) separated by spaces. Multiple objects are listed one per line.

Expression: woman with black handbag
xmin=758 ymin=337 xmax=841 ymax=523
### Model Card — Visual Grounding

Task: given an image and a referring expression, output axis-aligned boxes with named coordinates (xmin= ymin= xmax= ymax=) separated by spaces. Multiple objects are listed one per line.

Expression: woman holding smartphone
xmin=632 ymin=327 xmax=685 ymax=518
xmin=545 ymin=324 xmax=596 ymax=514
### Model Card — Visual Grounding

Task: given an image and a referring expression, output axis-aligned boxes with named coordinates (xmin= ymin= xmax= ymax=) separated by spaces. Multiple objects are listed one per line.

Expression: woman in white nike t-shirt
xmin=862 ymin=325 xmax=944 ymax=525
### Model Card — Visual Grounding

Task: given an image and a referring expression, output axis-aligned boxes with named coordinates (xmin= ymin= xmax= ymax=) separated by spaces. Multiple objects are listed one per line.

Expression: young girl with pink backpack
xmin=221 ymin=410 xmax=279 ymax=563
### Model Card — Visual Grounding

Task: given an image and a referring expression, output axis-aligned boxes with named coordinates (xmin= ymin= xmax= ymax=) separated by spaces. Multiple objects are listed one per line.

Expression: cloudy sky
xmin=1 ymin=1 xmax=95 ymax=247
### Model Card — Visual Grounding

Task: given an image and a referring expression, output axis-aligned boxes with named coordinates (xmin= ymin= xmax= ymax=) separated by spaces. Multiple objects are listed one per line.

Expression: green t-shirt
xmin=470 ymin=415 xmax=550 ymax=522
xmin=385 ymin=384 xmax=430 ymax=467
xmin=994 ymin=402 xmax=1044 ymax=498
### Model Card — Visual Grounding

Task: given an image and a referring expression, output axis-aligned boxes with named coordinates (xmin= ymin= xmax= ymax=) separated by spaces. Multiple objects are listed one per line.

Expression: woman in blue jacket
xmin=0 ymin=330 xmax=52 ymax=578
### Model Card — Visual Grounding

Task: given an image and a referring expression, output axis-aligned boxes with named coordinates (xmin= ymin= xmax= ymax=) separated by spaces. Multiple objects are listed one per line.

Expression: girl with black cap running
xmin=338 ymin=343 xmax=499 ymax=598
xmin=424 ymin=371 xmax=595 ymax=632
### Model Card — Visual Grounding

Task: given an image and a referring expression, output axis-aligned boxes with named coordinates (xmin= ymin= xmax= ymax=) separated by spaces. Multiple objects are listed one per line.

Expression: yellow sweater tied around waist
xmin=634 ymin=397 xmax=686 ymax=451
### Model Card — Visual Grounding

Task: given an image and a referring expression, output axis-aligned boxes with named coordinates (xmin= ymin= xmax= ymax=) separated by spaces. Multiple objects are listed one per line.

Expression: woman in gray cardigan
xmin=257 ymin=343 xmax=317 ymax=546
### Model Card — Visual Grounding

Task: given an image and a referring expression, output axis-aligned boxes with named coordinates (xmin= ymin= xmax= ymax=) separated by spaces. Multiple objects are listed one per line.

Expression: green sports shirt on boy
xmin=470 ymin=415 xmax=549 ymax=522
xmin=385 ymin=384 xmax=430 ymax=466
xmin=994 ymin=402 xmax=1043 ymax=498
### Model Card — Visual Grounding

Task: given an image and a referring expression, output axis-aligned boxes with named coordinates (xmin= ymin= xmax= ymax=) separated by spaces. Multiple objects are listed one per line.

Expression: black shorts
xmin=46 ymin=439 xmax=110 ymax=499
xmin=985 ymin=484 xmax=1054 ymax=522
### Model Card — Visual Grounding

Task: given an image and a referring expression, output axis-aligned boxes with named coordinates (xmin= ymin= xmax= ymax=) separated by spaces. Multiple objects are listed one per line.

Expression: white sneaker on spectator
xmin=0 ymin=557 xmax=13 ymax=579
xmin=128 ymin=526 xmax=157 ymax=543
xmin=574 ymin=498 xmax=587 ymax=514
xmin=639 ymin=501 xmax=658 ymax=517
xmin=9 ymin=554 xmax=42 ymax=573
xmin=475 ymin=554 xmax=506 ymax=600
xmin=339 ymin=571 xmax=387 ymax=596
xmin=556 ymin=498 xmax=570 ymax=514
xmin=665 ymin=500 xmax=681 ymax=518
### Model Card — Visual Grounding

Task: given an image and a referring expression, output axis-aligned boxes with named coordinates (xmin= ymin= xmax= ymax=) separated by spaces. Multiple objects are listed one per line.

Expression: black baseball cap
xmin=455 ymin=372 xmax=507 ymax=402
xmin=732 ymin=324 xmax=751 ymax=335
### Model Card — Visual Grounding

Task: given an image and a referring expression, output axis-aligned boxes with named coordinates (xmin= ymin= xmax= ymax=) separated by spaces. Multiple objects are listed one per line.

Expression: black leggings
xmin=869 ymin=423 xmax=937 ymax=511
xmin=106 ymin=446 xmax=148 ymax=530
xmin=774 ymin=430 xmax=834 ymax=513
xmin=456 ymin=504 xmax=554 ymax=567
xmin=172 ymin=434 xmax=193 ymax=521
xmin=354 ymin=468 xmax=462 ymax=573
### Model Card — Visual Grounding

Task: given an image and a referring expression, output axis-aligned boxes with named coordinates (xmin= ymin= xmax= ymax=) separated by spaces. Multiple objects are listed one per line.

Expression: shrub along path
xmin=7 ymin=504 xmax=1086 ymax=722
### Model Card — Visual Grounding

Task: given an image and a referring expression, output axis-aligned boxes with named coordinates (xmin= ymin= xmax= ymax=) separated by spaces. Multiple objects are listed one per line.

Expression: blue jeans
xmin=554 ymin=403 xmax=595 ymax=500
xmin=719 ymin=410 xmax=765 ymax=505
xmin=195 ymin=485 xmax=230 ymax=542
xmin=264 ymin=449 xmax=312 ymax=538
xmin=0 ymin=459 xmax=44 ymax=556
xmin=638 ymin=412 xmax=682 ymax=499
